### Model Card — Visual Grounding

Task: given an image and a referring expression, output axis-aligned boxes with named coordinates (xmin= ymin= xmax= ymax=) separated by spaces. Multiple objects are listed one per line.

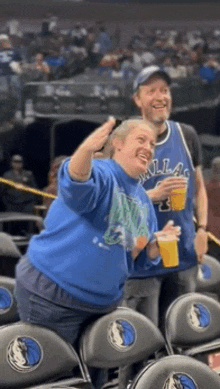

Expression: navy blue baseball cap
xmin=133 ymin=65 xmax=171 ymax=94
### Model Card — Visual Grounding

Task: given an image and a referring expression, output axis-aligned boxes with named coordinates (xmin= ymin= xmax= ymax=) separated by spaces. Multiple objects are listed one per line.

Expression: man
xmin=0 ymin=34 xmax=23 ymax=118
xmin=2 ymin=155 xmax=37 ymax=214
xmin=118 ymin=65 xmax=208 ymax=389
xmin=123 ymin=65 xmax=208 ymax=327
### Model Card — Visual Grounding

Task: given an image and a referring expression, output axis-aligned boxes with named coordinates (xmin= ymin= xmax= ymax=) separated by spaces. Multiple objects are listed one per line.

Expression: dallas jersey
xmin=142 ymin=120 xmax=197 ymax=276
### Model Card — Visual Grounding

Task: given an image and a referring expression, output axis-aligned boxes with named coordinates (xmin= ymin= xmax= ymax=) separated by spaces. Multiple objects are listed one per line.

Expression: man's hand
xmin=194 ymin=228 xmax=208 ymax=263
xmin=148 ymin=176 xmax=187 ymax=202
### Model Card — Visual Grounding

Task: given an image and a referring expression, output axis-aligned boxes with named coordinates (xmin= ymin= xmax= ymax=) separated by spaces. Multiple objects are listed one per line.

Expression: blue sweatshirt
xmin=26 ymin=158 xmax=158 ymax=308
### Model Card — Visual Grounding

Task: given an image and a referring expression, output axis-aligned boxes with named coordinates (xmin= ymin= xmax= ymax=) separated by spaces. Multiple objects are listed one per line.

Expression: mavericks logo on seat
xmin=107 ymin=319 xmax=136 ymax=351
xmin=197 ymin=263 xmax=211 ymax=280
xmin=7 ymin=336 xmax=42 ymax=372
xmin=0 ymin=287 xmax=13 ymax=313
xmin=163 ymin=372 xmax=197 ymax=389
xmin=187 ymin=303 xmax=210 ymax=331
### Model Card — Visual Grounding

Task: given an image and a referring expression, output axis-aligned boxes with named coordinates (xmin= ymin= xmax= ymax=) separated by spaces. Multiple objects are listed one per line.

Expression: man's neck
xmin=142 ymin=116 xmax=167 ymax=136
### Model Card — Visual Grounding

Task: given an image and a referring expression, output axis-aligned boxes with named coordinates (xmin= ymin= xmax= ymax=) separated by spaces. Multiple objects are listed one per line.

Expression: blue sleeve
xmin=57 ymin=158 xmax=110 ymax=214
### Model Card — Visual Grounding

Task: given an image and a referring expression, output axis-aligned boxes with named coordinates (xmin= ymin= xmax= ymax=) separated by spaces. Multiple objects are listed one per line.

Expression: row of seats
xmin=0 ymin=255 xmax=219 ymax=387
xmin=0 ymin=229 xmax=220 ymax=388
xmin=0 ymin=290 xmax=219 ymax=388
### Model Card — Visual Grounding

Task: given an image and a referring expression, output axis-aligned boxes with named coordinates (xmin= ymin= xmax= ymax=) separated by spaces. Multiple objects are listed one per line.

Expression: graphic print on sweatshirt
xmin=103 ymin=187 xmax=149 ymax=259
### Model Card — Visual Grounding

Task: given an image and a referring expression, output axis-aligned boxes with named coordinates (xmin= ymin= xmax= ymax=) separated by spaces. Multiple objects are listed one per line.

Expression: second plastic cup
xmin=157 ymin=236 xmax=179 ymax=268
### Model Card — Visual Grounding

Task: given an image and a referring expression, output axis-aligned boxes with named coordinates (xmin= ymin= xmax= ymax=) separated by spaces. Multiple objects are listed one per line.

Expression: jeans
xmin=15 ymin=281 xmax=108 ymax=388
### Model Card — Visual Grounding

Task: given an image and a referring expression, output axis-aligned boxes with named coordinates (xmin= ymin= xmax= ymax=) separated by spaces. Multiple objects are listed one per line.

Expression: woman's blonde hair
xmin=109 ymin=118 xmax=149 ymax=157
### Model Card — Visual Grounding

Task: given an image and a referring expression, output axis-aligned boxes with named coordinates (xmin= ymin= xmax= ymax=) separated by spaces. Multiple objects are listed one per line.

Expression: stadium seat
xmin=196 ymin=254 xmax=220 ymax=298
xmin=0 ymin=276 xmax=19 ymax=324
xmin=165 ymin=292 xmax=220 ymax=374
xmin=0 ymin=307 xmax=165 ymax=389
xmin=79 ymin=307 xmax=165 ymax=371
xmin=129 ymin=355 xmax=220 ymax=389
xmin=0 ymin=232 xmax=21 ymax=277
xmin=0 ymin=322 xmax=85 ymax=388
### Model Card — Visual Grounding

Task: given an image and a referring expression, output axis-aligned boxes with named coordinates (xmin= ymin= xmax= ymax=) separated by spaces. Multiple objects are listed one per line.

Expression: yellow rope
xmin=0 ymin=177 xmax=57 ymax=200
xmin=0 ymin=177 xmax=220 ymax=246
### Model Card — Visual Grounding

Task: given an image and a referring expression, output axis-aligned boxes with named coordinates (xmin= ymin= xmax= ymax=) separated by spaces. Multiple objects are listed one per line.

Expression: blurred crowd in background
xmin=1 ymin=15 xmax=220 ymax=86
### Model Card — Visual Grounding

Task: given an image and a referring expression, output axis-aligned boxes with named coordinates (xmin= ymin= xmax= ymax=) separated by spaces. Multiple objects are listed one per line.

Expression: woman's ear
xmin=133 ymin=92 xmax=142 ymax=110
xmin=112 ymin=136 xmax=123 ymax=152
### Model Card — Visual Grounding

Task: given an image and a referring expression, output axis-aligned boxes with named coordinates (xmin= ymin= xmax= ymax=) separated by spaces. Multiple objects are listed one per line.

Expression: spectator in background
xmin=98 ymin=51 xmax=119 ymax=75
xmin=206 ymin=156 xmax=220 ymax=259
xmin=85 ymin=26 xmax=98 ymax=69
xmin=0 ymin=34 xmax=22 ymax=88
xmin=129 ymin=26 xmax=147 ymax=51
xmin=24 ymin=52 xmax=50 ymax=82
xmin=2 ymin=154 xmax=37 ymax=214
xmin=70 ymin=22 xmax=87 ymax=48
xmin=97 ymin=26 xmax=111 ymax=56
xmin=42 ymin=155 xmax=68 ymax=211
xmin=32 ymin=52 xmax=50 ymax=80
xmin=163 ymin=56 xmax=187 ymax=79
xmin=110 ymin=24 xmax=121 ymax=51
xmin=0 ymin=34 xmax=23 ymax=120
xmin=110 ymin=61 xmax=125 ymax=79
xmin=199 ymin=56 xmax=220 ymax=83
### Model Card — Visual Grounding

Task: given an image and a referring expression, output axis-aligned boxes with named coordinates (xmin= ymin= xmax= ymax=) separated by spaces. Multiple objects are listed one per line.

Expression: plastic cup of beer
xmin=170 ymin=186 xmax=187 ymax=211
xmin=157 ymin=236 xmax=179 ymax=268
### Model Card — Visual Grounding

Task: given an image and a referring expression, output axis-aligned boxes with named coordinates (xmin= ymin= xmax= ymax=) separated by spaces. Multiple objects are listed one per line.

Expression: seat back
xmin=0 ymin=276 xmax=19 ymax=324
xmin=0 ymin=232 xmax=21 ymax=277
xmin=165 ymin=292 xmax=220 ymax=354
xmin=196 ymin=254 xmax=220 ymax=294
xmin=0 ymin=322 xmax=81 ymax=388
xmin=80 ymin=307 xmax=165 ymax=369
xmin=131 ymin=355 xmax=220 ymax=389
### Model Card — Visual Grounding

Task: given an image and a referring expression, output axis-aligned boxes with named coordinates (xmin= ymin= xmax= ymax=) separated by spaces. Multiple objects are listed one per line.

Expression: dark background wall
xmin=0 ymin=1 xmax=220 ymax=23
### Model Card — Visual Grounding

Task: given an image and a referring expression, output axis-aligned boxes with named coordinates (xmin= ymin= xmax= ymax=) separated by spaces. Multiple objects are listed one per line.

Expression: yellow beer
xmin=170 ymin=187 xmax=187 ymax=211
xmin=158 ymin=237 xmax=179 ymax=268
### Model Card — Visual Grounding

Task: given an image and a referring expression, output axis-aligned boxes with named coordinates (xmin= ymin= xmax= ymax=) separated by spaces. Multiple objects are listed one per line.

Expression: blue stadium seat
xmin=130 ymin=355 xmax=220 ymax=389
xmin=165 ymin=292 xmax=220 ymax=375
xmin=0 ymin=322 xmax=85 ymax=388
xmin=0 ymin=276 xmax=19 ymax=324
xmin=196 ymin=254 xmax=220 ymax=298
xmin=79 ymin=307 xmax=165 ymax=370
